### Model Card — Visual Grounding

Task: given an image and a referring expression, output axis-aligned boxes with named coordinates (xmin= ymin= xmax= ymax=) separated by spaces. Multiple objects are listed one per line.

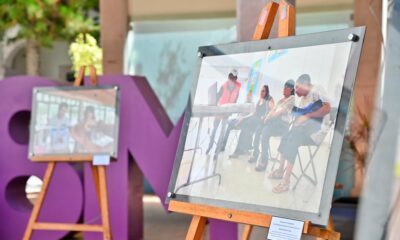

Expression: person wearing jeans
xmin=270 ymin=74 xmax=330 ymax=193
xmin=229 ymin=85 xmax=274 ymax=158
xmin=250 ymin=80 xmax=295 ymax=171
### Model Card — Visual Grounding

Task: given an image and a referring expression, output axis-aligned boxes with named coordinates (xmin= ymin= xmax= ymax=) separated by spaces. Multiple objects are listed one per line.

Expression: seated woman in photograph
xmin=71 ymin=106 xmax=114 ymax=153
xmin=71 ymin=106 xmax=101 ymax=153
xmin=271 ymin=74 xmax=330 ymax=193
xmin=250 ymin=80 xmax=295 ymax=172
xmin=229 ymin=85 xmax=274 ymax=158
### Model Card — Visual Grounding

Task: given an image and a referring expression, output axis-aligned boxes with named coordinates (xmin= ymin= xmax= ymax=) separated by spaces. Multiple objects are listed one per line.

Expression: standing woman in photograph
xmin=229 ymin=85 xmax=274 ymax=158
xmin=206 ymin=69 xmax=241 ymax=154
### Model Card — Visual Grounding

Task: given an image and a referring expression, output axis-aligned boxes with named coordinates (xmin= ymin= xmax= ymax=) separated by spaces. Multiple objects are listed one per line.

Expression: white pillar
xmin=100 ymin=0 xmax=128 ymax=74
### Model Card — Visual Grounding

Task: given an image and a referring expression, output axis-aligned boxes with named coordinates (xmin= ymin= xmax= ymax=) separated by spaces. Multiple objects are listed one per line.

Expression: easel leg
xmin=23 ymin=162 xmax=56 ymax=240
xmin=241 ymin=224 xmax=253 ymax=240
xmin=97 ymin=166 xmax=112 ymax=240
xmin=91 ymin=166 xmax=101 ymax=203
xmin=327 ymin=216 xmax=335 ymax=231
xmin=306 ymin=216 xmax=340 ymax=240
xmin=186 ymin=216 xmax=207 ymax=240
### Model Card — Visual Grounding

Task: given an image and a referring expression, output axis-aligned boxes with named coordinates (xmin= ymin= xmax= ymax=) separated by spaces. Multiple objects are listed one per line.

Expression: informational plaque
xmin=267 ymin=217 xmax=304 ymax=240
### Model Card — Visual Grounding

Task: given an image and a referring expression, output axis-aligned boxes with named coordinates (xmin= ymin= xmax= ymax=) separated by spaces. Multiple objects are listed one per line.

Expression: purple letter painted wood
xmin=0 ymin=75 xmax=237 ymax=239
xmin=0 ymin=76 xmax=83 ymax=239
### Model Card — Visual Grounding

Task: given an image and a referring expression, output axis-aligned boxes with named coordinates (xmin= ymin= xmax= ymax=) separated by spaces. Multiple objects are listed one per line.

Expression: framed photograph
xmin=28 ymin=86 xmax=120 ymax=159
xmin=167 ymin=27 xmax=365 ymax=226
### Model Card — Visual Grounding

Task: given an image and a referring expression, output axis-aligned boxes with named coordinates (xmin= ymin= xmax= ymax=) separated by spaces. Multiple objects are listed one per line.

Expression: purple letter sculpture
xmin=83 ymin=75 xmax=237 ymax=240
xmin=0 ymin=76 xmax=83 ymax=240
xmin=0 ymin=75 xmax=237 ymax=240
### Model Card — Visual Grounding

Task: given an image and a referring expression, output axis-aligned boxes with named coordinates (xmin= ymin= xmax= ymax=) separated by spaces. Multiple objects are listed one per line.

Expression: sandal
xmin=248 ymin=156 xmax=257 ymax=163
xmin=272 ymin=180 xmax=290 ymax=193
xmin=268 ymin=169 xmax=284 ymax=179
xmin=255 ymin=164 xmax=267 ymax=172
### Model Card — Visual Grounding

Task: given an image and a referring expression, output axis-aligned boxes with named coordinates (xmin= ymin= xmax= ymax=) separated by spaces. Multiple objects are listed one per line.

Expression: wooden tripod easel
xmin=169 ymin=1 xmax=340 ymax=239
xmin=23 ymin=66 xmax=112 ymax=240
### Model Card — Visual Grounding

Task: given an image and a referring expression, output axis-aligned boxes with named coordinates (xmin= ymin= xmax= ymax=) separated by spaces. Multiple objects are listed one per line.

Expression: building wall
xmin=127 ymin=0 xmax=353 ymax=20
xmin=3 ymin=41 xmax=71 ymax=82
xmin=128 ymin=0 xmax=236 ymax=20
xmin=298 ymin=0 xmax=352 ymax=12
xmin=39 ymin=41 xmax=72 ymax=81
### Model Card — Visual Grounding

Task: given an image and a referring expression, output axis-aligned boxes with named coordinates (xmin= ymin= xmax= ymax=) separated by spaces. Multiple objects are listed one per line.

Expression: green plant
xmin=69 ymin=33 xmax=102 ymax=76
xmin=348 ymin=105 xmax=371 ymax=169
xmin=0 ymin=0 xmax=98 ymax=76
xmin=346 ymin=104 xmax=371 ymax=197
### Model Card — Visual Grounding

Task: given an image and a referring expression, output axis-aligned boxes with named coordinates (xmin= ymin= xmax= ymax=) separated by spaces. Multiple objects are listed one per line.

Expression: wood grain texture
xmin=32 ymin=223 xmax=104 ymax=232
xmin=23 ymin=162 xmax=56 ymax=240
xmin=31 ymin=155 xmax=94 ymax=162
xmin=92 ymin=166 xmax=101 ymax=204
xmin=98 ymin=166 xmax=112 ymax=240
xmin=186 ymin=215 xmax=207 ymax=240
xmin=169 ymin=200 xmax=273 ymax=227
xmin=169 ymin=201 xmax=340 ymax=239
xmin=241 ymin=225 xmax=253 ymax=240
xmin=252 ymin=2 xmax=279 ymax=40
xmin=23 ymin=163 xmax=113 ymax=240
xmin=278 ymin=0 xmax=296 ymax=37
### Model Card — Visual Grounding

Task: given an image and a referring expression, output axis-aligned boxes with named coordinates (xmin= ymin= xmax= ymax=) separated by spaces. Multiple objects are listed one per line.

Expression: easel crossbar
xmin=169 ymin=200 xmax=276 ymax=229
xmin=32 ymin=223 xmax=104 ymax=232
xmin=169 ymin=201 xmax=313 ymax=233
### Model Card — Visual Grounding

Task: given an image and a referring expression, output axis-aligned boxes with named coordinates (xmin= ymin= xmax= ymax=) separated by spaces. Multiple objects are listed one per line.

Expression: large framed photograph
xmin=28 ymin=86 xmax=120 ymax=159
xmin=167 ymin=27 xmax=365 ymax=226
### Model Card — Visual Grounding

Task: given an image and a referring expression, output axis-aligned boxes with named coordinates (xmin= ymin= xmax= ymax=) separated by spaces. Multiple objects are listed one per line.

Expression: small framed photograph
xmin=167 ymin=27 xmax=365 ymax=226
xmin=28 ymin=86 xmax=120 ymax=159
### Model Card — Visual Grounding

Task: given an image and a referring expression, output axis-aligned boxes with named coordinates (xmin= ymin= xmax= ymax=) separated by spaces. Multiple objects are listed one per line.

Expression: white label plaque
xmin=93 ymin=154 xmax=110 ymax=166
xmin=267 ymin=217 xmax=304 ymax=240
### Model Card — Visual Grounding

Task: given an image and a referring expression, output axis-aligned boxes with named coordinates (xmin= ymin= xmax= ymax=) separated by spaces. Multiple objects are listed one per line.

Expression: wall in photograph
xmin=195 ymin=44 xmax=349 ymax=109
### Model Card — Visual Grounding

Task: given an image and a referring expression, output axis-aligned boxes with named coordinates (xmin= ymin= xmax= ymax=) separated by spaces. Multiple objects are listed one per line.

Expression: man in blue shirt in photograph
xmin=269 ymin=74 xmax=331 ymax=193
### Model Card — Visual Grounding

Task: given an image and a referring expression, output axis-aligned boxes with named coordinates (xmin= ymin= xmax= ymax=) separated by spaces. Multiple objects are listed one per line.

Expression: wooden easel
xmin=23 ymin=65 xmax=112 ymax=240
xmin=169 ymin=1 xmax=340 ymax=239
xmin=169 ymin=201 xmax=339 ymax=240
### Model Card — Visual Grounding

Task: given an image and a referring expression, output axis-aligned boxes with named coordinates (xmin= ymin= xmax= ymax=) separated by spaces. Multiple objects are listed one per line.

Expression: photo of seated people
xmin=30 ymin=88 xmax=118 ymax=156
xmin=173 ymin=42 xmax=352 ymax=214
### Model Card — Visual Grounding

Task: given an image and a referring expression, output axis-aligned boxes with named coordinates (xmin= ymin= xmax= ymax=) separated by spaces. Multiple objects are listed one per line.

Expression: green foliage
xmin=0 ymin=0 xmax=98 ymax=46
xmin=69 ymin=33 xmax=102 ymax=76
